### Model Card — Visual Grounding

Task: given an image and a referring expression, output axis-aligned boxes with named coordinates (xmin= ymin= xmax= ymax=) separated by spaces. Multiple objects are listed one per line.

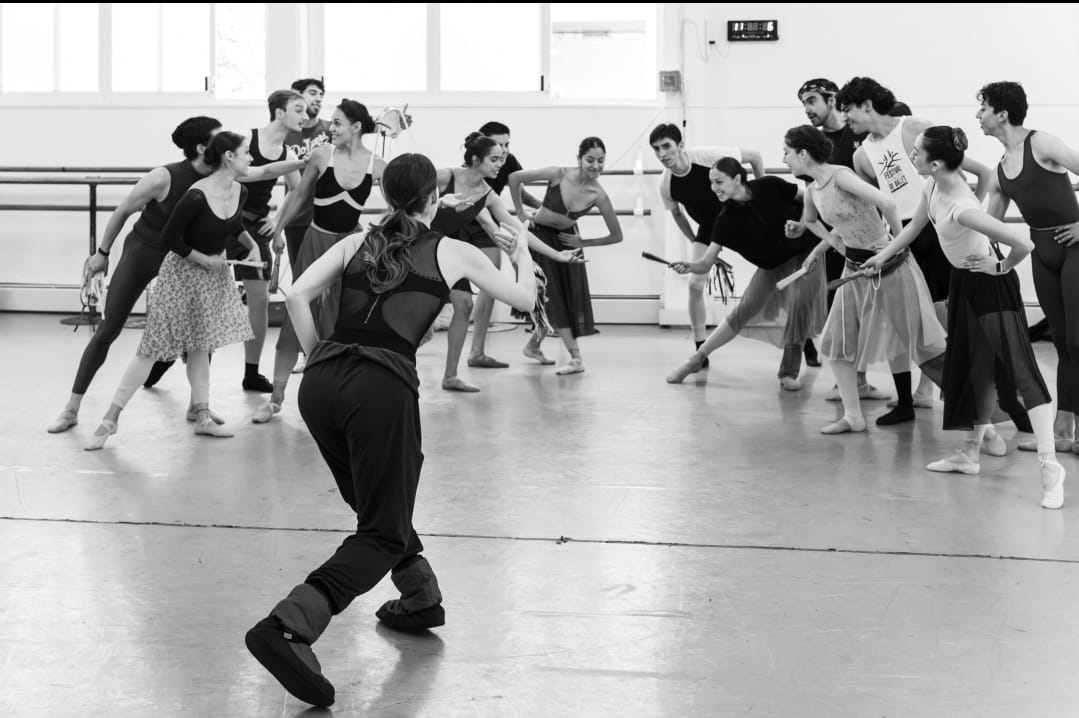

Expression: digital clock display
xmin=727 ymin=20 xmax=779 ymax=42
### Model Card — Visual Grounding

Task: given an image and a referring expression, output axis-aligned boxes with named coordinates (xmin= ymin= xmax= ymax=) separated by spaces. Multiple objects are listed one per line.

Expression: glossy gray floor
xmin=3 ymin=312 xmax=1079 ymax=717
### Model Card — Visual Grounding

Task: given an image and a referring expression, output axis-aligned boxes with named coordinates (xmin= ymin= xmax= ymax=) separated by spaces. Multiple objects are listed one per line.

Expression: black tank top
xmin=130 ymin=160 xmax=204 ymax=249
xmin=242 ymin=128 xmax=287 ymax=218
xmin=312 ymin=151 xmax=375 ymax=233
xmin=431 ymin=171 xmax=490 ymax=238
xmin=329 ymin=230 xmax=451 ymax=362
xmin=996 ymin=131 xmax=1079 ymax=228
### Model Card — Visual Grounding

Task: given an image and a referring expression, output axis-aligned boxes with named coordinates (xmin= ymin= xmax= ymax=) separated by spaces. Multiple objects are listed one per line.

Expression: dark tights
xmin=1030 ymin=228 xmax=1079 ymax=414
xmin=72 ymin=239 xmax=172 ymax=395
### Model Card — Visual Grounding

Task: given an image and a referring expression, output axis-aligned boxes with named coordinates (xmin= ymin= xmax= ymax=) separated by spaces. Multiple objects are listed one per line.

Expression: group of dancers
xmin=38 ymin=73 xmax=1079 ymax=705
xmin=663 ymin=76 xmax=1078 ymax=513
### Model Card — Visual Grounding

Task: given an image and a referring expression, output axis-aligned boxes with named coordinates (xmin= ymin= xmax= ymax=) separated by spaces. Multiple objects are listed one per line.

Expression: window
xmin=1 ymin=3 xmax=99 ymax=92
xmin=112 ymin=3 xmax=211 ymax=92
xmin=1 ymin=2 xmax=264 ymax=97
xmin=439 ymin=2 xmax=541 ymax=92
xmin=549 ymin=3 xmax=657 ymax=100
xmin=215 ymin=3 xmax=265 ymax=99
xmin=325 ymin=3 xmax=427 ymax=92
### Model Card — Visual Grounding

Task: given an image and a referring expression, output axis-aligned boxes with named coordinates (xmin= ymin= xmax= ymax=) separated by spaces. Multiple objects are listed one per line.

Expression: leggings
xmin=299 ymin=356 xmax=426 ymax=615
xmin=71 ymin=238 xmax=168 ymax=395
xmin=1030 ymin=227 xmax=1079 ymax=414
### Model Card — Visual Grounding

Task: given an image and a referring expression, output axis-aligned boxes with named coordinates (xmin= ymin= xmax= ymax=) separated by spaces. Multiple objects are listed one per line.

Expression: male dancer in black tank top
xmin=980 ymin=81 xmax=1079 ymax=452
xmin=795 ymin=78 xmax=887 ymax=402
xmin=283 ymin=78 xmax=332 ymax=267
xmin=228 ymin=89 xmax=306 ymax=393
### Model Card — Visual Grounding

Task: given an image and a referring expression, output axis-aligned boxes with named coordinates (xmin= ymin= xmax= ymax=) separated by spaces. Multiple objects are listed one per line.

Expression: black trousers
xmin=299 ymin=356 xmax=425 ymax=615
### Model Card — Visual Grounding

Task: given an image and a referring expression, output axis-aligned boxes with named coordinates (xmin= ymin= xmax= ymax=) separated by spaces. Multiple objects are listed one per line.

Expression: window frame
xmin=0 ymin=2 xmax=661 ymax=108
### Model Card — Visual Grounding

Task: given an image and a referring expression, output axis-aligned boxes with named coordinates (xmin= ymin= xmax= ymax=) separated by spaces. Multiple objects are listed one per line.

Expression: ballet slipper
xmin=927 ymin=449 xmax=980 ymax=475
xmin=194 ymin=417 xmax=234 ymax=438
xmin=442 ymin=376 xmax=480 ymax=393
xmin=467 ymin=354 xmax=509 ymax=369
xmin=251 ymin=402 xmax=282 ymax=424
xmin=666 ymin=355 xmax=705 ymax=384
xmin=47 ymin=410 xmax=78 ymax=434
xmin=981 ymin=427 xmax=1007 ymax=457
xmin=555 ymin=358 xmax=585 ymax=376
xmin=779 ymin=376 xmax=801 ymax=391
xmin=820 ymin=416 xmax=866 ymax=435
xmin=522 ymin=343 xmax=555 ymax=365
xmin=85 ymin=419 xmax=118 ymax=451
xmin=186 ymin=406 xmax=225 ymax=425
xmin=1040 ymin=459 xmax=1066 ymax=509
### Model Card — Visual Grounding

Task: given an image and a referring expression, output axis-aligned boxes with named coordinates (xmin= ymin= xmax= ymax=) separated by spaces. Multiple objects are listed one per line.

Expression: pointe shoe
xmin=666 ymin=355 xmax=705 ymax=384
xmin=251 ymin=402 xmax=282 ymax=424
xmin=820 ymin=416 xmax=867 ymax=435
xmin=1040 ymin=459 xmax=1066 ymax=509
xmin=779 ymin=376 xmax=802 ymax=391
xmin=927 ymin=449 xmax=980 ymax=475
xmin=555 ymin=358 xmax=585 ymax=376
xmin=442 ymin=376 xmax=480 ymax=392
xmin=522 ymin=342 xmax=555 ymax=365
xmin=186 ymin=407 xmax=225 ymax=425
xmin=981 ymin=427 xmax=1007 ymax=457
xmin=194 ymin=417 xmax=233 ymax=438
xmin=47 ymin=410 xmax=78 ymax=434
xmin=85 ymin=419 xmax=117 ymax=451
xmin=1018 ymin=435 xmax=1073 ymax=453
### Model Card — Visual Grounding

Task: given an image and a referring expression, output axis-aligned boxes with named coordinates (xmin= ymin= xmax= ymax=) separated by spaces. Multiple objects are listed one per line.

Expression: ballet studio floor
xmin=3 ymin=311 xmax=1078 ymax=717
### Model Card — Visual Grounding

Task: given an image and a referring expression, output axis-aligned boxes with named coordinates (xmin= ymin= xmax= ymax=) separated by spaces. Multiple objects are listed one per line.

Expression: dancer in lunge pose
xmin=244 ymin=153 xmax=539 ymax=707
xmin=864 ymin=126 xmax=1064 ymax=509
xmin=665 ymin=158 xmax=826 ymax=389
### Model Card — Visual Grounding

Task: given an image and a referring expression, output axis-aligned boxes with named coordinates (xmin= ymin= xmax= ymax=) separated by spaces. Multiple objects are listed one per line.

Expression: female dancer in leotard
xmin=508 ymin=137 xmax=623 ymax=375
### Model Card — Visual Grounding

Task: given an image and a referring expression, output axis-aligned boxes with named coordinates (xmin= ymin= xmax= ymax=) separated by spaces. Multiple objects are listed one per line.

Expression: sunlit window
xmin=550 ymin=3 xmax=657 ymax=100
xmin=1 ymin=3 xmax=99 ymax=92
xmin=439 ymin=3 xmax=541 ymax=92
xmin=215 ymin=3 xmax=265 ymax=99
xmin=325 ymin=3 xmax=427 ymax=92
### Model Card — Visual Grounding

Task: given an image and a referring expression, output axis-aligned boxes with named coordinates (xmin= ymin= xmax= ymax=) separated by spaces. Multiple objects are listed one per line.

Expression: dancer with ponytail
xmin=84 ymin=132 xmax=259 ymax=449
xmin=864 ymin=126 xmax=1064 ymax=509
xmin=245 ymin=153 xmax=540 ymax=707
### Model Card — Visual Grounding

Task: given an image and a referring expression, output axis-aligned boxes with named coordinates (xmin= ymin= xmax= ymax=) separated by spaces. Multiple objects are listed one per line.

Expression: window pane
xmin=112 ymin=3 xmax=209 ymax=92
xmin=57 ymin=3 xmax=99 ymax=91
xmin=440 ymin=3 xmax=539 ymax=91
xmin=2 ymin=3 xmax=55 ymax=91
xmin=550 ymin=3 xmax=657 ymax=100
xmin=325 ymin=3 xmax=425 ymax=92
xmin=215 ymin=3 xmax=265 ymax=99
